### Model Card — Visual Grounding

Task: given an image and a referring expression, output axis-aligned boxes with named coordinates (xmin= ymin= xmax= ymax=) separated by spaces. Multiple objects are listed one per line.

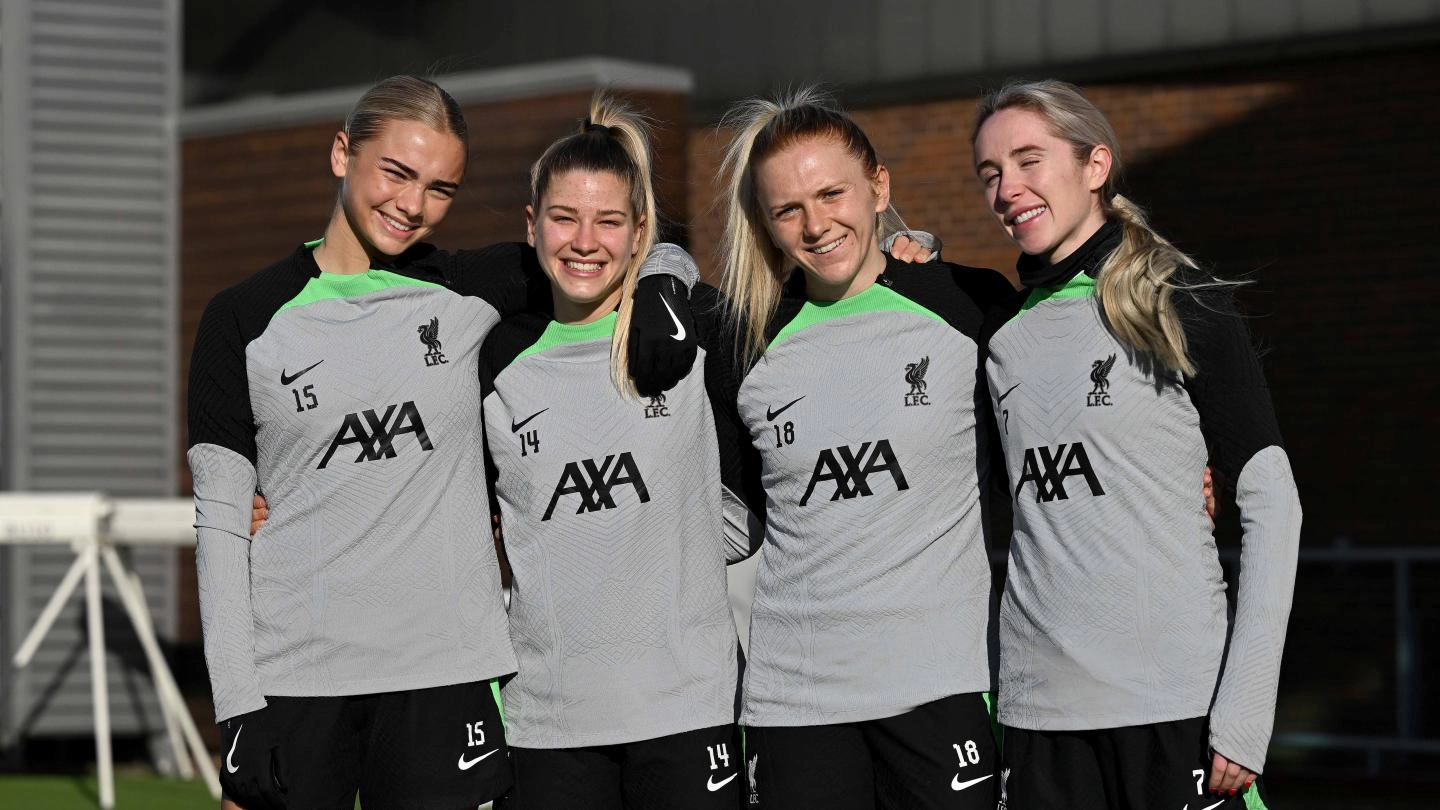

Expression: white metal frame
xmin=0 ymin=493 xmax=218 ymax=809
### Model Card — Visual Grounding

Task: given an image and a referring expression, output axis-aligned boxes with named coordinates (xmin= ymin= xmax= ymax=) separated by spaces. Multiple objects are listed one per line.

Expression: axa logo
xmin=904 ymin=356 xmax=931 ymax=407
xmin=317 ymin=401 xmax=433 ymax=469
xmin=418 ymin=316 xmax=447 ymax=366
xmin=1087 ymin=353 xmax=1116 ymax=407
xmin=1014 ymin=442 xmax=1105 ymax=502
xmin=542 ymin=452 xmax=650 ymax=520
xmin=644 ymin=393 xmax=670 ymax=419
xmin=799 ymin=440 xmax=909 ymax=506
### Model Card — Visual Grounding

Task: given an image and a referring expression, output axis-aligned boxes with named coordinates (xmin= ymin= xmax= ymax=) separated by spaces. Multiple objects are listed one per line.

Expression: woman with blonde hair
xmin=716 ymin=89 xmax=1016 ymax=810
xmin=479 ymin=95 xmax=761 ymax=809
xmin=971 ymin=79 xmax=1300 ymax=810
xmin=191 ymin=75 xmax=698 ymax=810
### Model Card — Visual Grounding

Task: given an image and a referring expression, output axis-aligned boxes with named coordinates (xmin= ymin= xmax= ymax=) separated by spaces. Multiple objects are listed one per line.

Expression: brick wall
xmin=686 ymin=45 xmax=1439 ymax=551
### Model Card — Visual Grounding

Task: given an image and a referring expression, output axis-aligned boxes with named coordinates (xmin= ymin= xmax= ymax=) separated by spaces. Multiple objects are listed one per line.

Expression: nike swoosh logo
xmin=457 ymin=749 xmax=499 ymax=770
xmin=225 ymin=724 xmax=242 ymax=774
xmin=279 ymin=360 xmax=324 ymax=386
xmin=1198 ymin=801 xmax=1226 ymax=810
xmin=511 ymin=408 xmax=548 ymax=432
xmin=707 ymin=772 xmax=737 ymax=791
xmin=766 ymin=396 xmax=805 ymax=421
xmin=995 ymin=382 xmax=1021 ymax=404
xmin=951 ymin=773 xmax=992 ymax=791
xmin=661 ymin=295 xmax=686 ymax=341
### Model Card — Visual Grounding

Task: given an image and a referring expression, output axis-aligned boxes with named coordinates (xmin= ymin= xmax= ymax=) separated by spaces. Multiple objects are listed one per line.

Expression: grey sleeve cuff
xmin=1208 ymin=445 xmax=1302 ymax=772
xmin=720 ymin=485 xmax=764 ymax=563
xmin=880 ymin=230 xmax=943 ymax=261
xmin=636 ymin=243 xmax=699 ymax=289
xmin=189 ymin=443 xmax=268 ymax=722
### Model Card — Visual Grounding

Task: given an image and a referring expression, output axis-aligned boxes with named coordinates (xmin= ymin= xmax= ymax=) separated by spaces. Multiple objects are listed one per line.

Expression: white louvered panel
xmin=31 ymin=411 xmax=167 ymax=431
xmin=32 ymin=42 xmax=168 ymax=67
xmin=33 ymin=241 xmax=166 ymax=262
xmin=2 ymin=0 xmax=180 ymax=742
xmin=34 ymin=220 xmax=169 ymax=241
xmin=31 ymin=322 xmax=166 ymax=345
xmin=31 ymin=389 xmax=170 ymax=408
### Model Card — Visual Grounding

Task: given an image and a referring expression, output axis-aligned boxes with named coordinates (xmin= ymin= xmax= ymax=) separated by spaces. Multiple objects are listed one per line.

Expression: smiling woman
xmin=753 ymin=135 xmax=891 ymax=301
xmin=714 ymin=89 xmax=1017 ymax=810
xmin=187 ymin=76 xmax=700 ymax=810
xmin=320 ymin=81 xmax=468 ymax=269
xmin=478 ymin=96 xmax=761 ymax=810
xmin=528 ymin=169 xmax=643 ymax=322
xmin=970 ymin=80 xmax=1300 ymax=810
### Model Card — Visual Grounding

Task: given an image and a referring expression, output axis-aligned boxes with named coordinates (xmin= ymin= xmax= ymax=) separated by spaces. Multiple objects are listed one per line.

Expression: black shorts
xmin=218 ymin=679 xmax=511 ymax=810
xmin=746 ymin=692 xmax=999 ymax=810
xmin=1000 ymin=716 xmax=1271 ymax=810
xmin=495 ymin=724 xmax=743 ymax=810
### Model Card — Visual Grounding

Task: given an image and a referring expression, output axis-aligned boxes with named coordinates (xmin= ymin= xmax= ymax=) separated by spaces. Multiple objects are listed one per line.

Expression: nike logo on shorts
xmin=662 ymin=295 xmax=686 ymax=341
xmin=226 ymin=724 xmax=242 ymax=774
xmin=279 ymin=360 xmax=324 ymax=386
xmin=511 ymin=408 xmax=548 ymax=432
xmin=951 ymin=773 xmax=992 ymax=791
xmin=766 ymin=396 xmax=805 ymax=421
xmin=707 ymin=772 xmax=737 ymax=791
xmin=457 ymin=749 xmax=499 ymax=770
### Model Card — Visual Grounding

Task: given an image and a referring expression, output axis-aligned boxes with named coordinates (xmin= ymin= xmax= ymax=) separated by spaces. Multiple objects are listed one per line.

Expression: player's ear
xmin=330 ymin=131 xmax=350 ymax=180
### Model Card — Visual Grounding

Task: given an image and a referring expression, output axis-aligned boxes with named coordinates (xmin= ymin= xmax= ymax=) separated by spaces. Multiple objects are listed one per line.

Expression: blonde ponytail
xmin=718 ymin=96 xmax=788 ymax=365
xmin=530 ymin=93 xmax=657 ymax=396
xmin=1097 ymin=194 xmax=1201 ymax=375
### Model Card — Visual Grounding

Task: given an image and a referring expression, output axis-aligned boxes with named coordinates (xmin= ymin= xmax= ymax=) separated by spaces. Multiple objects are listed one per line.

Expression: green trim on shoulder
xmin=303 ymin=237 xmax=324 ymax=249
xmin=274 ymin=268 xmax=444 ymax=318
xmin=769 ymin=282 xmax=944 ymax=350
xmin=1015 ymin=272 xmax=1096 ymax=319
xmin=514 ymin=312 xmax=617 ymax=364
xmin=490 ymin=678 xmax=507 ymax=732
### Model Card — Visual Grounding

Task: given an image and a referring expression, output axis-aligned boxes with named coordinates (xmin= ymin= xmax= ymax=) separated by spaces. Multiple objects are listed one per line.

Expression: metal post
xmin=126 ymin=569 xmax=195 ymax=780
xmin=1395 ymin=558 xmax=1414 ymax=739
xmin=100 ymin=547 xmax=220 ymax=798
xmin=83 ymin=541 xmax=114 ymax=810
xmin=11 ymin=546 xmax=92 ymax=667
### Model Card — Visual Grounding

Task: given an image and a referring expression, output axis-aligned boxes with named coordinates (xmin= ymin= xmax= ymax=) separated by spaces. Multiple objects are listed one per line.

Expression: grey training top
xmin=987 ymin=266 xmax=1301 ymax=772
xmin=734 ymin=257 xmax=1015 ymax=727
xmin=480 ymin=288 xmax=755 ymax=747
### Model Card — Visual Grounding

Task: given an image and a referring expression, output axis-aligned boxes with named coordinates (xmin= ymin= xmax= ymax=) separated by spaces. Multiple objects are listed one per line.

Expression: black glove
xmin=628 ymin=273 xmax=697 ymax=397
xmin=219 ymin=707 xmax=286 ymax=809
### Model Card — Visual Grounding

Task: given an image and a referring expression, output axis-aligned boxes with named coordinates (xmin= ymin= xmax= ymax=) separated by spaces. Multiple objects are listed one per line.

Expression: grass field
xmin=0 ymin=772 xmax=1432 ymax=809
xmin=0 ymin=774 xmax=212 ymax=809
xmin=0 ymin=775 xmax=499 ymax=809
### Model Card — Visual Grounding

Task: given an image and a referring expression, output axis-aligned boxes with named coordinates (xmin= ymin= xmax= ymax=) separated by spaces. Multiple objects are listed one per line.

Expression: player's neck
xmin=313 ymin=212 xmax=376 ymax=275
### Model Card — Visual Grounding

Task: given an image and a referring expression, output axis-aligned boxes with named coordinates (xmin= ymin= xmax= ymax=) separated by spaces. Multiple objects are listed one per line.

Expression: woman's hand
xmin=1209 ymin=750 xmax=1257 ymax=796
xmin=1203 ymin=465 xmax=1218 ymax=526
xmin=886 ymin=233 xmax=934 ymax=263
xmin=250 ymin=494 xmax=267 ymax=536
